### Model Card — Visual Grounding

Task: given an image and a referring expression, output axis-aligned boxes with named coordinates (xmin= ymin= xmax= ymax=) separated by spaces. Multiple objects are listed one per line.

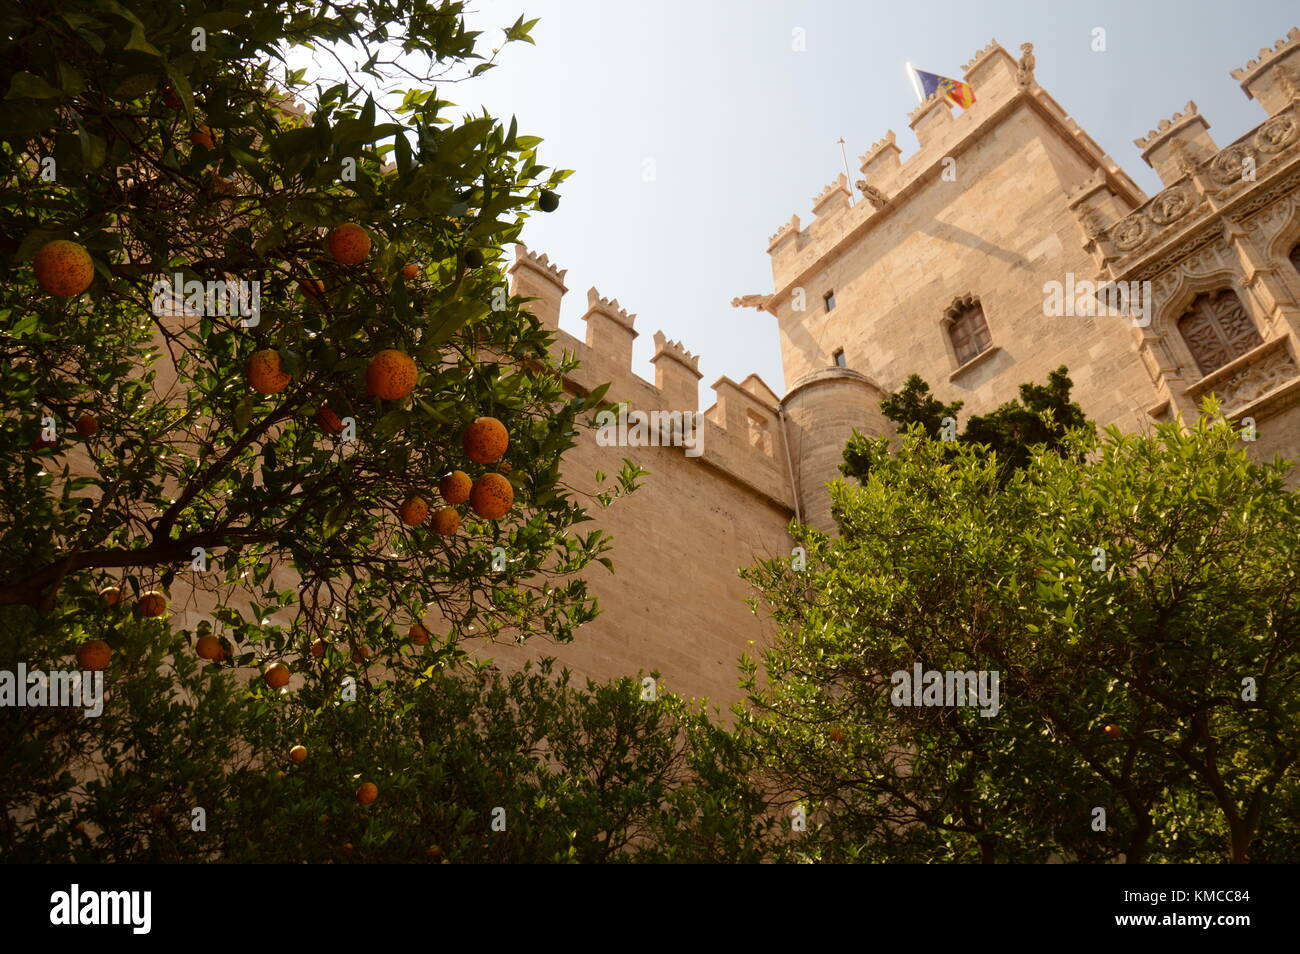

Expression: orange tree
xmin=0 ymin=0 xmax=754 ymax=860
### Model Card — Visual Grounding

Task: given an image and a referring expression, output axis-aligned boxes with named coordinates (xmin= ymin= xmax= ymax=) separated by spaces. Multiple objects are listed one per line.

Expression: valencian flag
xmin=912 ymin=67 xmax=976 ymax=109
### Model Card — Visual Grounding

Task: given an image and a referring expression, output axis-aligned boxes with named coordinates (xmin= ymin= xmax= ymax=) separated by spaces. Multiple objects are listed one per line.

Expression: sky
xmin=302 ymin=0 xmax=1300 ymax=401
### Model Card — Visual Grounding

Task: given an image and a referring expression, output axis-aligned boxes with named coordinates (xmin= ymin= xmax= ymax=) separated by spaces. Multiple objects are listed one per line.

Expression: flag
xmin=913 ymin=67 xmax=976 ymax=110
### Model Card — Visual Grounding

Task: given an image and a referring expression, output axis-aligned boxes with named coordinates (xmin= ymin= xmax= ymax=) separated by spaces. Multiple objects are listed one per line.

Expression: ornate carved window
xmin=1176 ymin=289 xmax=1263 ymax=377
xmin=944 ymin=295 xmax=991 ymax=366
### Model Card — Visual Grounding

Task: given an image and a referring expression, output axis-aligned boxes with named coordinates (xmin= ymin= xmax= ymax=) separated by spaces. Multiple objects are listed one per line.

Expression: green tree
xmin=0 ymin=0 xmax=694 ymax=860
xmin=742 ymin=407 xmax=1300 ymax=862
xmin=840 ymin=366 xmax=1091 ymax=485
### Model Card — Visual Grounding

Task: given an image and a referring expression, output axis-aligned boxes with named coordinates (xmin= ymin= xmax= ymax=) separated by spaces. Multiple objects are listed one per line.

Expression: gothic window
xmin=1290 ymin=242 xmax=1300 ymax=275
xmin=1176 ymin=289 xmax=1263 ymax=377
xmin=945 ymin=296 xmax=991 ymax=366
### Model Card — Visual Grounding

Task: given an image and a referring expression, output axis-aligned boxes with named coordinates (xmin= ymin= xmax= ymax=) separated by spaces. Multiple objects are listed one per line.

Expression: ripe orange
xmin=246 ymin=349 xmax=292 ymax=395
xmin=829 ymin=728 xmax=845 ymax=743
xmin=463 ymin=417 xmax=508 ymax=464
xmin=138 ymin=591 xmax=167 ymax=617
xmin=438 ymin=470 xmax=472 ymax=505
xmin=356 ymin=782 xmax=378 ymax=805
xmin=470 ymin=473 xmax=514 ymax=520
xmin=341 ymin=842 xmax=354 ymax=855
xmin=33 ymin=240 xmax=94 ymax=297
xmin=99 ymin=586 xmax=122 ymax=607
xmin=398 ymin=495 xmax=429 ymax=526
xmin=75 ymin=415 xmax=99 ymax=437
xmin=264 ymin=663 xmax=291 ymax=689
xmin=31 ymin=434 xmax=57 ymax=452
xmin=401 ymin=264 xmax=420 ymax=280
xmin=76 ymin=640 xmax=111 ymax=671
xmin=409 ymin=622 xmax=431 ymax=646
xmin=310 ymin=638 xmax=328 ymax=659
xmin=426 ymin=844 xmax=443 ymax=860
xmin=327 ymin=223 xmax=371 ymax=265
xmin=1104 ymin=724 xmax=1122 ymax=739
xmin=195 ymin=634 xmax=223 ymax=660
xmin=351 ymin=645 xmax=371 ymax=665
xmin=299 ymin=278 xmax=326 ymax=300
xmin=290 ymin=745 xmax=308 ymax=763
xmin=316 ymin=403 xmax=345 ymax=436
xmin=190 ymin=126 xmax=215 ymax=149
xmin=431 ymin=507 xmax=461 ymax=536
xmin=366 ymin=349 xmax=417 ymax=401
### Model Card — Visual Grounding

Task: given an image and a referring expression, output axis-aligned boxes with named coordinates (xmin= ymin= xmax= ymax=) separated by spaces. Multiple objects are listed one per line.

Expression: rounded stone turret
xmin=781 ymin=367 xmax=890 ymax=533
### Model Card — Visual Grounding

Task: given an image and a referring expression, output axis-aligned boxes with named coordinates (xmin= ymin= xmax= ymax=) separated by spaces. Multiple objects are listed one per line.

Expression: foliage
xmin=744 ymin=407 xmax=1300 ymax=862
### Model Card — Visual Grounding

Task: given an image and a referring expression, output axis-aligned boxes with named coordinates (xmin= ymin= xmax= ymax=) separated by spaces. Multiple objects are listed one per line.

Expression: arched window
xmin=1290 ymin=242 xmax=1300 ymax=275
xmin=1176 ymin=289 xmax=1263 ymax=377
xmin=945 ymin=295 xmax=991 ymax=366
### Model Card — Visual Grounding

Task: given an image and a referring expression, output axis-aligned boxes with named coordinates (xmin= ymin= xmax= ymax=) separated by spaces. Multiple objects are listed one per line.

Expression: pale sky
xmin=299 ymin=1 xmax=1300 ymax=401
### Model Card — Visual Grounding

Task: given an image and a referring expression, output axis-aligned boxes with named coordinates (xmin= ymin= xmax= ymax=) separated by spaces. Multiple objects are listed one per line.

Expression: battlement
xmin=509 ymin=245 xmax=794 ymax=512
xmin=1134 ymin=101 xmax=1205 ymax=153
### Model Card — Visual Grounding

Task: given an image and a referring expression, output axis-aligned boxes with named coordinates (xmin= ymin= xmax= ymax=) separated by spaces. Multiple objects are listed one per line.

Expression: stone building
xmin=487 ymin=29 xmax=1300 ymax=706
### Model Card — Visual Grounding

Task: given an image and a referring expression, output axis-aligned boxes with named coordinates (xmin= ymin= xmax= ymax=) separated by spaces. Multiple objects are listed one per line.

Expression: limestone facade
xmin=505 ymin=30 xmax=1300 ymax=706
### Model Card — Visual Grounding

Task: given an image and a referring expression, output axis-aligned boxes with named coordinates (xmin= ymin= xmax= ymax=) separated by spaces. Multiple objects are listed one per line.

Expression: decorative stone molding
xmin=651 ymin=330 xmax=702 ymax=375
xmin=1255 ymin=112 xmax=1299 ymax=152
xmin=1231 ymin=28 xmax=1300 ymax=86
xmin=731 ymin=294 xmax=771 ymax=310
xmin=961 ymin=39 xmax=1001 ymax=74
xmin=1016 ymin=42 xmax=1036 ymax=87
xmin=855 ymin=180 xmax=889 ymax=210
xmin=1134 ymin=101 xmax=1203 ymax=154
xmin=1185 ymin=337 xmax=1299 ymax=413
xmin=1210 ymin=143 xmax=1256 ymax=184
xmin=858 ymin=130 xmax=899 ymax=171
xmin=584 ymin=286 xmax=637 ymax=332
xmin=812 ymin=173 xmax=851 ymax=218
xmin=943 ymin=293 xmax=981 ymax=322
xmin=1149 ymin=187 xmax=1196 ymax=226
xmin=512 ymin=242 xmax=568 ymax=288
xmin=767 ymin=214 xmax=801 ymax=252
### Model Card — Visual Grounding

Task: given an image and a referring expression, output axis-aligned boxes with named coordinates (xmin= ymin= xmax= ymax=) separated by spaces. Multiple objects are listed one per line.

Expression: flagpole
xmin=837 ymin=137 xmax=854 ymax=206
xmin=905 ymin=61 xmax=925 ymax=103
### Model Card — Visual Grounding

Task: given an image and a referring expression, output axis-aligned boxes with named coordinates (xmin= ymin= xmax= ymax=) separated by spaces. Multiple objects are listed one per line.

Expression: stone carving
xmin=1079 ymin=206 xmax=1107 ymax=239
xmin=1149 ymin=188 xmax=1194 ymax=226
xmin=731 ymin=294 xmax=771 ymax=310
xmin=1112 ymin=214 xmax=1153 ymax=251
xmin=1170 ymin=138 xmax=1201 ymax=178
xmin=1178 ymin=290 xmax=1264 ymax=376
xmin=1255 ymin=113 xmax=1298 ymax=153
xmin=1210 ymin=144 xmax=1255 ymax=184
xmin=855 ymin=180 xmax=889 ymax=209
xmin=1017 ymin=43 xmax=1035 ymax=86
xmin=1206 ymin=344 xmax=1298 ymax=411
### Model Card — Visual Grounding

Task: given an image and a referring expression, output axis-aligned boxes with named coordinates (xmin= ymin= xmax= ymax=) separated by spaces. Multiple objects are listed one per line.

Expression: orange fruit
xmin=299 ymin=278 xmax=325 ymax=300
xmin=341 ymin=842 xmax=354 ymax=855
xmin=99 ymin=586 xmax=122 ymax=607
xmin=31 ymin=434 xmax=57 ymax=451
xmin=351 ymin=645 xmax=371 ymax=665
xmin=290 ymin=745 xmax=308 ymax=763
xmin=33 ymin=240 xmax=94 ymax=297
xmin=463 ymin=417 xmax=508 ymax=464
xmin=327 ymin=224 xmax=371 ymax=265
xmin=356 ymin=782 xmax=378 ymax=805
xmin=75 ymin=415 xmax=99 ymax=437
xmin=195 ymin=634 xmax=223 ymax=660
xmin=1104 ymin=725 xmax=1122 ymax=739
xmin=264 ymin=663 xmax=291 ymax=689
xmin=76 ymin=640 xmax=111 ymax=671
xmin=431 ymin=507 xmax=461 ymax=536
xmin=401 ymin=264 xmax=420 ymax=280
xmin=470 ymin=473 xmax=514 ymax=520
xmin=426 ymin=844 xmax=443 ymax=859
xmin=246 ymin=349 xmax=292 ymax=395
xmin=398 ymin=495 xmax=429 ymax=526
xmin=366 ymin=349 xmax=417 ymax=401
xmin=310 ymin=638 xmax=328 ymax=659
xmin=409 ymin=622 xmax=431 ymax=646
xmin=190 ymin=126 xmax=215 ymax=148
xmin=316 ymin=403 xmax=345 ymax=436
xmin=138 ymin=591 xmax=167 ymax=617
xmin=829 ymin=728 xmax=844 ymax=743
xmin=438 ymin=470 xmax=472 ymax=505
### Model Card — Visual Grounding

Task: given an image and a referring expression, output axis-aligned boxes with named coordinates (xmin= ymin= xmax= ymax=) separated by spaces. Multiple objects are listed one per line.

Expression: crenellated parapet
xmin=1232 ymin=27 xmax=1300 ymax=116
xmin=505 ymin=246 xmax=795 ymax=512
xmin=764 ymin=37 xmax=1141 ymax=294
xmin=1134 ymin=101 xmax=1218 ymax=188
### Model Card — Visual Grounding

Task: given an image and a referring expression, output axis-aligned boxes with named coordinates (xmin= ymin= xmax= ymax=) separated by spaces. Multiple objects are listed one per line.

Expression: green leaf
xmin=6 ymin=72 xmax=62 ymax=100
